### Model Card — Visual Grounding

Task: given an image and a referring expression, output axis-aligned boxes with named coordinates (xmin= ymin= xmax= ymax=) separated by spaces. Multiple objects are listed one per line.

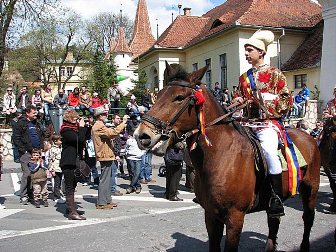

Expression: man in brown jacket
xmin=92 ymin=107 xmax=128 ymax=209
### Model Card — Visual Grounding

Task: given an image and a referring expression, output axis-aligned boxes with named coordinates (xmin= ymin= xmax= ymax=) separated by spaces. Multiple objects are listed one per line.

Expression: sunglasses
xmin=7 ymin=89 xmax=13 ymax=91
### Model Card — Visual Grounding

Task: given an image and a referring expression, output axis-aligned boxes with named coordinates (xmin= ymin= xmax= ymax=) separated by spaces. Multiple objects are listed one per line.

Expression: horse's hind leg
xmin=265 ymin=216 xmax=280 ymax=252
xmin=300 ymin=180 xmax=318 ymax=252
xmin=205 ymin=211 xmax=224 ymax=252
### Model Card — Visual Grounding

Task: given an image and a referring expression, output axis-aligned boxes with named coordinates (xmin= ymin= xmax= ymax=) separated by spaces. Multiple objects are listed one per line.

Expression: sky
xmin=61 ymin=0 xmax=225 ymax=38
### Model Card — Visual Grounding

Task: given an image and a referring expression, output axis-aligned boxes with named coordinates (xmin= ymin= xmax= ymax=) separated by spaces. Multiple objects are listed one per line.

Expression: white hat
xmin=130 ymin=95 xmax=136 ymax=100
xmin=93 ymin=92 xmax=98 ymax=96
xmin=244 ymin=30 xmax=275 ymax=52
xmin=94 ymin=106 xmax=108 ymax=117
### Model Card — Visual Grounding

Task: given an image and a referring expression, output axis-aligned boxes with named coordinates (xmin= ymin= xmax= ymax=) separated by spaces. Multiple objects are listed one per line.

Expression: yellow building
xmin=138 ymin=0 xmax=322 ymax=94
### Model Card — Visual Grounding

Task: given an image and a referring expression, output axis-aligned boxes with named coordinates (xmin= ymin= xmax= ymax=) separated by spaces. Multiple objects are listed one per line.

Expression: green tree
xmin=86 ymin=12 xmax=134 ymax=53
xmin=0 ymin=0 xmax=59 ymax=78
xmin=128 ymin=70 xmax=147 ymax=101
xmin=9 ymin=10 xmax=92 ymax=89
xmin=86 ymin=49 xmax=116 ymax=100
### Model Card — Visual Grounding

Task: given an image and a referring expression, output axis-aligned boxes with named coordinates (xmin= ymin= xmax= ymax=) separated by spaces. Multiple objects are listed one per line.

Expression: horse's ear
xmin=164 ymin=61 xmax=172 ymax=85
xmin=188 ymin=66 xmax=208 ymax=85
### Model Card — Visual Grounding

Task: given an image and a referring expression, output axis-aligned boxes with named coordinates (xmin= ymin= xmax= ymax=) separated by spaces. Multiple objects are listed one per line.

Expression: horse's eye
xmin=174 ymin=95 xmax=185 ymax=102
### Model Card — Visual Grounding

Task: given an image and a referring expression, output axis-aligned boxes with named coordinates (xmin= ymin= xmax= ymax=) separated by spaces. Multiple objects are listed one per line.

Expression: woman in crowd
xmin=68 ymin=87 xmax=80 ymax=111
xmin=41 ymin=83 xmax=53 ymax=121
xmin=60 ymin=109 xmax=87 ymax=220
xmin=31 ymin=89 xmax=44 ymax=115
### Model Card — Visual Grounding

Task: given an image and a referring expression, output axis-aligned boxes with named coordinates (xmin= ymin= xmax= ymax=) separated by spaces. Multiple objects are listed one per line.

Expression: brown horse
xmin=319 ymin=118 xmax=336 ymax=212
xmin=135 ymin=62 xmax=320 ymax=252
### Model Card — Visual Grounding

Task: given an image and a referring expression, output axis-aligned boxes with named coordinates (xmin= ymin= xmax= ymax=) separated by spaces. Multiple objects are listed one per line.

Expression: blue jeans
xmin=68 ymin=106 xmax=80 ymax=111
xmin=110 ymin=160 xmax=118 ymax=192
xmin=127 ymin=159 xmax=142 ymax=189
xmin=79 ymin=105 xmax=94 ymax=115
xmin=44 ymin=103 xmax=52 ymax=120
xmin=140 ymin=151 xmax=153 ymax=181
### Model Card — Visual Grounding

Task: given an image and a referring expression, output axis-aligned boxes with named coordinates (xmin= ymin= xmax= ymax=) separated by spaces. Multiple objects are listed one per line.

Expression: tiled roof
xmin=156 ymin=16 xmax=209 ymax=48
xmin=129 ymin=0 xmax=155 ymax=59
xmin=153 ymin=0 xmax=321 ymax=49
xmin=282 ymin=21 xmax=323 ymax=71
xmin=114 ymin=27 xmax=131 ymax=53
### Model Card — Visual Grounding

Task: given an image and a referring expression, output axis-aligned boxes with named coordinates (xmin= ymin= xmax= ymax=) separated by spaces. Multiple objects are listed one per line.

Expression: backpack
xmin=165 ymin=148 xmax=183 ymax=166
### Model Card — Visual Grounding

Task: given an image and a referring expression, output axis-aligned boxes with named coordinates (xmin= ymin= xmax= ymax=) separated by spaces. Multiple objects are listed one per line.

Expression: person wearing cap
xmin=91 ymin=107 xmax=128 ymax=209
xmin=323 ymin=87 xmax=336 ymax=119
xmin=3 ymin=86 xmax=17 ymax=124
xmin=91 ymin=92 xmax=101 ymax=109
xmin=107 ymin=81 xmax=122 ymax=113
xmin=127 ymin=94 xmax=141 ymax=121
xmin=238 ymin=30 xmax=292 ymax=217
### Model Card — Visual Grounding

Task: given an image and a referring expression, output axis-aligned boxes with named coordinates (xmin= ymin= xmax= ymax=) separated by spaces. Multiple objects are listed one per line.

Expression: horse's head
xmin=135 ymin=61 xmax=209 ymax=156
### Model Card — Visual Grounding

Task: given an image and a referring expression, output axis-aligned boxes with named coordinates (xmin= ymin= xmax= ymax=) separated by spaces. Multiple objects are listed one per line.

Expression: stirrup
xmin=267 ymin=195 xmax=285 ymax=218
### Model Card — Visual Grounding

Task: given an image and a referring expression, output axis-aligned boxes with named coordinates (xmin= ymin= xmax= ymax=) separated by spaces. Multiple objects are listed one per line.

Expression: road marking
xmin=0 ymin=209 xmax=24 ymax=219
xmin=10 ymin=173 xmax=20 ymax=193
xmin=79 ymin=194 xmax=194 ymax=203
xmin=0 ymin=205 xmax=200 ymax=240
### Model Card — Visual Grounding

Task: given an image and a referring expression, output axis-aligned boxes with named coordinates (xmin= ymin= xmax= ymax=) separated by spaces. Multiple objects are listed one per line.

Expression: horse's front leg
xmin=205 ymin=211 xmax=224 ymax=252
xmin=224 ymin=209 xmax=245 ymax=252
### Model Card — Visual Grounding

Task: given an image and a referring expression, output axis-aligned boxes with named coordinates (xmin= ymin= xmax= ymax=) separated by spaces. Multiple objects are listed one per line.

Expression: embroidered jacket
xmin=323 ymin=99 xmax=336 ymax=119
xmin=239 ymin=65 xmax=292 ymax=118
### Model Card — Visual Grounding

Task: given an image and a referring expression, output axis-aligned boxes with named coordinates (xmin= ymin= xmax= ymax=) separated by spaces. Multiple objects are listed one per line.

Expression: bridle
xmin=141 ymin=80 xmax=197 ymax=139
xmin=141 ymin=80 xmax=249 ymax=143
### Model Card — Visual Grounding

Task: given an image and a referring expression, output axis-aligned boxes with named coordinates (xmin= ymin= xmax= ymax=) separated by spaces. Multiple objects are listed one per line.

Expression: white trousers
xmin=255 ymin=127 xmax=282 ymax=175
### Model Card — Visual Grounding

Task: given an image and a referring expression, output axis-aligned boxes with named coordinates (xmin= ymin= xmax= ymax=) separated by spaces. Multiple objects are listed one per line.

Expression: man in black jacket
xmin=13 ymin=105 xmax=44 ymax=205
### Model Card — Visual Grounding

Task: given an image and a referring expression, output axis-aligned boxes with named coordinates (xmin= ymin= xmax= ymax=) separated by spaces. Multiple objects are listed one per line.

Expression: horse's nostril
xmin=139 ymin=133 xmax=151 ymax=147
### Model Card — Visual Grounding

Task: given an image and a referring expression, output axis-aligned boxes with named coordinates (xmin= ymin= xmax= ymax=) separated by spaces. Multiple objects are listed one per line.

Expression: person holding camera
xmin=92 ymin=107 xmax=128 ymax=209
xmin=60 ymin=110 xmax=88 ymax=220
xmin=164 ymin=142 xmax=185 ymax=201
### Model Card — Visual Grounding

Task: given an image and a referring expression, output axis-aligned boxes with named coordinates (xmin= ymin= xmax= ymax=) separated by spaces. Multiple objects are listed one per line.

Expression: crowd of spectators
xmin=1 ymin=81 xmax=195 ymax=218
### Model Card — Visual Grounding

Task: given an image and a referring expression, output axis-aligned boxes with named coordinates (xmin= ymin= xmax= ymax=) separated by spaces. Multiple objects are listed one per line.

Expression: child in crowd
xmin=28 ymin=148 xmax=49 ymax=208
xmin=48 ymin=135 xmax=65 ymax=203
xmin=125 ymin=128 xmax=145 ymax=194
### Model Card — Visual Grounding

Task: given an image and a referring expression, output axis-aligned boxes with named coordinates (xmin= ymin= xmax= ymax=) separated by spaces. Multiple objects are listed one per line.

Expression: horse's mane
xmin=164 ymin=64 xmax=188 ymax=84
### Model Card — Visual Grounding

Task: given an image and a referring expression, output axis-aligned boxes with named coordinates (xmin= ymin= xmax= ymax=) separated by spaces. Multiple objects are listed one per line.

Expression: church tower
xmin=129 ymin=0 xmax=155 ymax=59
xmin=108 ymin=0 xmax=156 ymax=93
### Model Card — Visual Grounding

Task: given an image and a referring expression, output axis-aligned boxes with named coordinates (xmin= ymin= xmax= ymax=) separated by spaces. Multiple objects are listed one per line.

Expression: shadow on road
xmin=167 ymin=230 xmax=335 ymax=252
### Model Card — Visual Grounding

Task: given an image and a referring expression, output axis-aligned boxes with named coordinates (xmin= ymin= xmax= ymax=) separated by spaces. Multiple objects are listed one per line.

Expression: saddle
xmin=231 ymin=121 xmax=268 ymax=178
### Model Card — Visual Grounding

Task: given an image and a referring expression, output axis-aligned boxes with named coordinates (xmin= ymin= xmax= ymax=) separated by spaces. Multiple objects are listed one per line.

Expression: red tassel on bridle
xmin=191 ymin=86 xmax=212 ymax=149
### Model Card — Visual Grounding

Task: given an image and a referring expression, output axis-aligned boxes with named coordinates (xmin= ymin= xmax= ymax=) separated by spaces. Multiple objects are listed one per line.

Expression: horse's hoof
xmin=265 ymin=238 xmax=277 ymax=252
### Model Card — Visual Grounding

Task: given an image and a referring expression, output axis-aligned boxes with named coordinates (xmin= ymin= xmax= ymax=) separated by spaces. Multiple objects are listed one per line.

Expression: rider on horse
xmin=237 ymin=30 xmax=292 ymax=217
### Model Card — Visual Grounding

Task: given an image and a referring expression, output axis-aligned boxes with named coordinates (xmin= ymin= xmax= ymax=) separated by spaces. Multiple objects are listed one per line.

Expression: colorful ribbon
xmin=190 ymin=85 xmax=212 ymax=150
xmin=273 ymin=120 xmax=302 ymax=195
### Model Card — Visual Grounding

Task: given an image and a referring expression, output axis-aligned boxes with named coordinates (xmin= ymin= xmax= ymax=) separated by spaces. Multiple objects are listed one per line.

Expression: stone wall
xmin=284 ymin=100 xmax=323 ymax=130
xmin=0 ymin=129 xmax=14 ymax=161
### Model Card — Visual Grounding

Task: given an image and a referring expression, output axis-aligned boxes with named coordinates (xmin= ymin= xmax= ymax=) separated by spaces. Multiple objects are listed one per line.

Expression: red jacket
xmin=68 ymin=92 xmax=79 ymax=106
xmin=91 ymin=97 xmax=101 ymax=108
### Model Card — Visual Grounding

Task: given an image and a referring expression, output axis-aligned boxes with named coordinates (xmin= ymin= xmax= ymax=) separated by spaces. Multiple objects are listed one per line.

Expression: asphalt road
xmin=0 ymin=160 xmax=335 ymax=252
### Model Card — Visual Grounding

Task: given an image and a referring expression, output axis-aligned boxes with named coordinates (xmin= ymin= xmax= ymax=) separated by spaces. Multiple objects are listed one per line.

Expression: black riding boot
xmin=268 ymin=174 xmax=285 ymax=217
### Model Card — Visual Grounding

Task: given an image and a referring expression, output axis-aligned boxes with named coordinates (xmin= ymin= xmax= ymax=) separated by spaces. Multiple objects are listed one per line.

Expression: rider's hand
xmin=122 ymin=115 xmax=129 ymax=124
